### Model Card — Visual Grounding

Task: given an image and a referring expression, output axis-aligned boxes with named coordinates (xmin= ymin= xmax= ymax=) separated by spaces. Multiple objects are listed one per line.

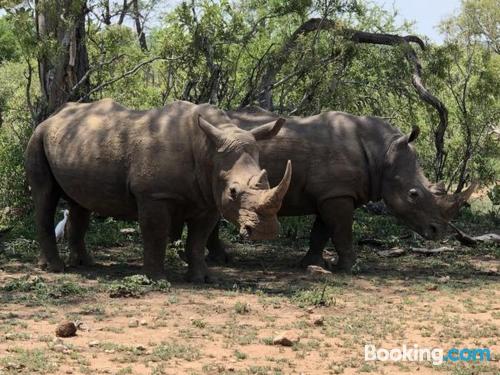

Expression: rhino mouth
xmin=238 ymin=220 xmax=280 ymax=241
xmin=417 ymin=222 xmax=445 ymax=240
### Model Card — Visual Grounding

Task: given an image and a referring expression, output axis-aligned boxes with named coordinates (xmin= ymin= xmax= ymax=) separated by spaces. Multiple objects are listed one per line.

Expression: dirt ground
xmin=0 ymin=238 xmax=498 ymax=375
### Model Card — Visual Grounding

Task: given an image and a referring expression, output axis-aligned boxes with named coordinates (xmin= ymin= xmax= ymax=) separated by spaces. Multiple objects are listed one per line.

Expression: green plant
xmin=108 ymin=274 xmax=170 ymax=298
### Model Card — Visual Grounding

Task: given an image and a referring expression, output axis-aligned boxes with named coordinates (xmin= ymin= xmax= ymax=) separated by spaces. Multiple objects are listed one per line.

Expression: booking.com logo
xmin=365 ymin=344 xmax=492 ymax=365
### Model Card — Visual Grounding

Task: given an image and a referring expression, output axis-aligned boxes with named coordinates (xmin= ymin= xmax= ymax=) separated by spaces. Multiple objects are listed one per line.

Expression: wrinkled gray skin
xmin=190 ymin=107 xmax=475 ymax=270
xmin=25 ymin=100 xmax=292 ymax=282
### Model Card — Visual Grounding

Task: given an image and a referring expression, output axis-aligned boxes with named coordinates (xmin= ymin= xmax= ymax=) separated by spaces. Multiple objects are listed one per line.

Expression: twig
xmin=77 ymin=56 xmax=175 ymax=101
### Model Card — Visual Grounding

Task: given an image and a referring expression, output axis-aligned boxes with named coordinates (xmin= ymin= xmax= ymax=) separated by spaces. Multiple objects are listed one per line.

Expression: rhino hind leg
xmin=138 ymin=200 xmax=172 ymax=280
xmin=300 ymin=216 xmax=330 ymax=269
xmin=318 ymin=197 xmax=356 ymax=273
xmin=206 ymin=221 xmax=230 ymax=264
xmin=300 ymin=198 xmax=356 ymax=272
xmin=67 ymin=202 xmax=93 ymax=267
xmin=185 ymin=213 xmax=219 ymax=283
xmin=29 ymin=169 xmax=65 ymax=272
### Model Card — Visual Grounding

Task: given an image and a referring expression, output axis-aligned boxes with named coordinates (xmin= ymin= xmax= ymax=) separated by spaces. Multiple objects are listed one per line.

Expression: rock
xmin=56 ymin=321 xmax=77 ymax=337
xmin=306 ymin=265 xmax=332 ymax=276
xmin=135 ymin=344 xmax=147 ymax=351
xmin=88 ymin=340 xmax=100 ymax=347
xmin=76 ymin=321 xmax=89 ymax=331
xmin=306 ymin=307 xmax=315 ymax=314
xmin=437 ymin=276 xmax=450 ymax=284
xmin=53 ymin=344 xmax=68 ymax=353
xmin=273 ymin=332 xmax=300 ymax=347
xmin=139 ymin=319 xmax=148 ymax=326
xmin=311 ymin=314 xmax=324 ymax=326
xmin=104 ymin=349 xmax=115 ymax=354
xmin=128 ymin=319 xmax=139 ymax=328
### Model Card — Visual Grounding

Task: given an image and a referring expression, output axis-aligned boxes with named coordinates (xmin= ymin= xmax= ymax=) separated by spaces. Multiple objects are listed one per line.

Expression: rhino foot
xmin=39 ymin=257 xmax=65 ymax=273
xmin=206 ymin=249 xmax=231 ymax=265
xmin=185 ymin=266 xmax=213 ymax=284
xmin=143 ymin=267 xmax=167 ymax=281
xmin=299 ymin=252 xmax=332 ymax=271
xmin=332 ymin=255 xmax=356 ymax=274
xmin=68 ymin=252 xmax=95 ymax=268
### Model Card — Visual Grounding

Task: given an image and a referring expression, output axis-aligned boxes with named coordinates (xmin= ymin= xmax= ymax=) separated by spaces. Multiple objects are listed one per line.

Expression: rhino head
xmin=381 ymin=126 xmax=476 ymax=240
xmin=198 ymin=116 xmax=292 ymax=240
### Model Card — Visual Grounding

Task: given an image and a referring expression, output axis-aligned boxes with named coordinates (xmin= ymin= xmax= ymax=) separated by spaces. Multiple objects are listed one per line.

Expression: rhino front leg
xmin=185 ymin=213 xmax=219 ymax=283
xmin=318 ymin=197 xmax=356 ymax=272
xmin=206 ymin=221 xmax=230 ymax=264
xmin=138 ymin=200 xmax=172 ymax=280
xmin=300 ymin=216 xmax=330 ymax=269
xmin=67 ymin=202 xmax=93 ymax=267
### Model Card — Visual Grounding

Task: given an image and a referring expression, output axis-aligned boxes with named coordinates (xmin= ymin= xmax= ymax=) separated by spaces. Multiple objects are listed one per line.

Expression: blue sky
xmin=371 ymin=0 xmax=462 ymax=43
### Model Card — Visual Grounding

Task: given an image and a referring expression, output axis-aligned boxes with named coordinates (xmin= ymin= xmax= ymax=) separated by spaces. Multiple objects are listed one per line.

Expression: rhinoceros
xmin=200 ymin=107 xmax=476 ymax=270
xmin=25 ymin=99 xmax=292 ymax=282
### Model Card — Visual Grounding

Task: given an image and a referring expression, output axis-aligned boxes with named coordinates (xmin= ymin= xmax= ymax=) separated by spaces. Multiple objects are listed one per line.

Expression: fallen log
xmin=449 ymin=223 xmax=500 ymax=247
xmin=376 ymin=247 xmax=406 ymax=257
xmin=410 ymin=246 xmax=454 ymax=255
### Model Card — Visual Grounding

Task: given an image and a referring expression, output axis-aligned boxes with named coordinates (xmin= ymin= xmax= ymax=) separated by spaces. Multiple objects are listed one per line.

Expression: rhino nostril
xmin=429 ymin=224 xmax=439 ymax=236
xmin=244 ymin=225 xmax=252 ymax=237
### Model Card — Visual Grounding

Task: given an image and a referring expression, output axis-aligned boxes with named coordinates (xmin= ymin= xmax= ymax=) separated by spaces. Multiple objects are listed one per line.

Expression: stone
xmin=311 ymin=314 xmax=324 ymax=326
xmin=273 ymin=332 xmax=300 ymax=347
xmin=56 ymin=321 xmax=77 ymax=338
xmin=128 ymin=319 xmax=139 ymax=328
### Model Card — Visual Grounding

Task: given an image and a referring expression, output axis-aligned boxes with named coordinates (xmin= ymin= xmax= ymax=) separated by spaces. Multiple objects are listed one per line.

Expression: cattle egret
xmin=55 ymin=210 xmax=69 ymax=241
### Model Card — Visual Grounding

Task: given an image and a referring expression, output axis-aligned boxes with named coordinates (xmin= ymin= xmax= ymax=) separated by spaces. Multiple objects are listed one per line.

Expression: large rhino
xmin=201 ymin=107 xmax=476 ymax=270
xmin=25 ymin=99 xmax=292 ymax=282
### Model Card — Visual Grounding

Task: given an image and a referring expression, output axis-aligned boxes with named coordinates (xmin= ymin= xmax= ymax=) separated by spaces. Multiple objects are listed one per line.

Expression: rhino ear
xmin=198 ymin=115 xmax=224 ymax=145
xmin=408 ymin=126 xmax=420 ymax=143
xmin=250 ymin=118 xmax=286 ymax=141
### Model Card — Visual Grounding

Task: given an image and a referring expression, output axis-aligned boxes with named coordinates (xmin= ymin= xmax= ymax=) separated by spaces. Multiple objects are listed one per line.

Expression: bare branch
xmin=77 ymin=56 xmax=173 ymax=102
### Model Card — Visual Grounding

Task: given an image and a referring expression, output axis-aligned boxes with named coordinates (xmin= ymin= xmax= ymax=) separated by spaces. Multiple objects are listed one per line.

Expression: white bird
xmin=55 ymin=210 xmax=69 ymax=241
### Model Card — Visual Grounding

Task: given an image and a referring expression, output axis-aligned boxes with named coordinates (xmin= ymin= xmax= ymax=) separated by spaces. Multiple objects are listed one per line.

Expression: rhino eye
xmin=408 ymin=188 xmax=420 ymax=201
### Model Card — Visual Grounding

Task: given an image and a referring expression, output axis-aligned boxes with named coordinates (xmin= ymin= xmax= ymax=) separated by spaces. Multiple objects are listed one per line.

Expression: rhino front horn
xmin=440 ymin=182 xmax=478 ymax=220
xmin=259 ymin=160 xmax=292 ymax=212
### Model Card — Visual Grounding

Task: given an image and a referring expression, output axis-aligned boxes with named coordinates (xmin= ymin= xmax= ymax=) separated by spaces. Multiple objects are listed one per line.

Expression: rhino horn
xmin=256 ymin=169 xmax=269 ymax=187
xmin=198 ymin=115 xmax=225 ymax=145
xmin=430 ymin=180 xmax=446 ymax=195
xmin=250 ymin=118 xmax=286 ymax=140
xmin=439 ymin=182 xmax=478 ymax=220
xmin=258 ymin=160 xmax=292 ymax=212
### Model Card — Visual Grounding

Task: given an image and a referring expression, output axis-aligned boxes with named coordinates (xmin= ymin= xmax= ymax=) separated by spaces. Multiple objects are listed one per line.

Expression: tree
xmin=436 ymin=0 xmax=499 ymax=191
xmin=35 ymin=0 xmax=90 ymax=121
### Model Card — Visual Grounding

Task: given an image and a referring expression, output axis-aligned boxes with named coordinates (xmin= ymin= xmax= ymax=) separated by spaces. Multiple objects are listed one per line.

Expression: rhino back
xmin=228 ymin=109 xmax=397 ymax=214
xmin=40 ymin=99 xmax=203 ymax=218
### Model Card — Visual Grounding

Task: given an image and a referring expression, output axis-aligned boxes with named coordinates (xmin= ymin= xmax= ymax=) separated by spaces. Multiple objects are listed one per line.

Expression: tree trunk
xmin=118 ymin=0 xmax=128 ymax=25
xmin=132 ymin=0 xmax=148 ymax=51
xmin=103 ymin=0 xmax=111 ymax=25
xmin=35 ymin=0 xmax=90 ymax=123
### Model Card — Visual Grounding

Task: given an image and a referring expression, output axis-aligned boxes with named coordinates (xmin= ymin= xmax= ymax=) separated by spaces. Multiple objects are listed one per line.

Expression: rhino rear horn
xmin=259 ymin=160 xmax=292 ymax=212
xmin=198 ymin=115 xmax=225 ymax=145
xmin=250 ymin=118 xmax=286 ymax=141
xmin=440 ymin=182 xmax=478 ymax=220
